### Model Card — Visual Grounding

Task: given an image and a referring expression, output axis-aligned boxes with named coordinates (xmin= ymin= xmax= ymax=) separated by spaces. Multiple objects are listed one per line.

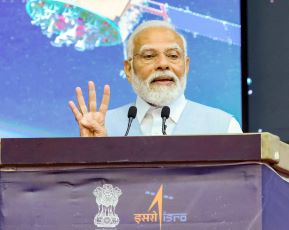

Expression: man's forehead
xmin=139 ymin=43 xmax=182 ymax=53
xmin=133 ymin=27 xmax=184 ymax=52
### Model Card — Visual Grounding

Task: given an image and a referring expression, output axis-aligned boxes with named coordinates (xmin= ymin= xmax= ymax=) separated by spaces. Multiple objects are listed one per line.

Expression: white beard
xmin=131 ymin=69 xmax=187 ymax=106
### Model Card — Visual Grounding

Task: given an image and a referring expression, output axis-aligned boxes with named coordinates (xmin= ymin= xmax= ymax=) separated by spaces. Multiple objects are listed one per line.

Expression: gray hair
xmin=126 ymin=20 xmax=187 ymax=59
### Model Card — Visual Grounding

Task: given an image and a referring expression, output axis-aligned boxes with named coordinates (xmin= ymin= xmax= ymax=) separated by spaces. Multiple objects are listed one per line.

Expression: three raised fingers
xmin=72 ymin=82 xmax=109 ymax=115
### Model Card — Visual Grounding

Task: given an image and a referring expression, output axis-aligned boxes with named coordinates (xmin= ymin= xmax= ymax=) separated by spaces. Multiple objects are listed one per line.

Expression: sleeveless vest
xmin=105 ymin=100 xmax=232 ymax=136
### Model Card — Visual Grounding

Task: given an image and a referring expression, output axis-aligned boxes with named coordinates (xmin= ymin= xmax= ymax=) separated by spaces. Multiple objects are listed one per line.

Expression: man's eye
xmin=167 ymin=54 xmax=180 ymax=59
xmin=142 ymin=54 xmax=156 ymax=59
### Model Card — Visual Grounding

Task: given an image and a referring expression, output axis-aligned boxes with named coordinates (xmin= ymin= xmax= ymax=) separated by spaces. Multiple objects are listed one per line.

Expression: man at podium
xmin=69 ymin=20 xmax=242 ymax=137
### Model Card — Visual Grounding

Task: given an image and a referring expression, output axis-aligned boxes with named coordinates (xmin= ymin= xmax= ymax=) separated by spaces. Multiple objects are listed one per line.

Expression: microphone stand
xmin=125 ymin=117 xmax=134 ymax=136
xmin=162 ymin=117 xmax=168 ymax=135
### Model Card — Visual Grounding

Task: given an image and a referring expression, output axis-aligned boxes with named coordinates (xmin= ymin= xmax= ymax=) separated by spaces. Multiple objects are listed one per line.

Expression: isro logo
xmin=133 ymin=184 xmax=188 ymax=229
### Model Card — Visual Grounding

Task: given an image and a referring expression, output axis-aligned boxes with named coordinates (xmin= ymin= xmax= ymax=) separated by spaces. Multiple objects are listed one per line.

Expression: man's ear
xmin=124 ymin=60 xmax=132 ymax=83
xmin=185 ymin=56 xmax=190 ymax=76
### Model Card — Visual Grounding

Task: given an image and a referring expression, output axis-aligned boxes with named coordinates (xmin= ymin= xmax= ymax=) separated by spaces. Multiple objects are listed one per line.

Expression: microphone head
xmin=128 ymin=106 xmax=137 ymax=119
xmin=161 ymin=106 xmax=170 ymax=119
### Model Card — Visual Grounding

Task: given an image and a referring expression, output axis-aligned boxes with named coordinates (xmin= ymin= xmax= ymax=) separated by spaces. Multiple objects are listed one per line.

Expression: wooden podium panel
xmin=0 ymin=133 xmax=271 ymax=165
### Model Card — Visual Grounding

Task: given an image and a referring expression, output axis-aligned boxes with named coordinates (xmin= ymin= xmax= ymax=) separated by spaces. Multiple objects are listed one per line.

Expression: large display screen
xmin=0 ymin=0 xmax=242 ymax=137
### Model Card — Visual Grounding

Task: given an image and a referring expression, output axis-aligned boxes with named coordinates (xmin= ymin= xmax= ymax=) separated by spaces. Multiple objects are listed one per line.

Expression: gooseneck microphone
xmin=124 ymin=106 xmax=137 ymax=136
xmin=161 ymin=106 xmax=170 ymax=135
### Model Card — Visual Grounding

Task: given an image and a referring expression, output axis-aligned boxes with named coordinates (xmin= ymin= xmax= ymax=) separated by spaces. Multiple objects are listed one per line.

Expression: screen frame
xmin=241 ymin=0 xmax=249 ymax=132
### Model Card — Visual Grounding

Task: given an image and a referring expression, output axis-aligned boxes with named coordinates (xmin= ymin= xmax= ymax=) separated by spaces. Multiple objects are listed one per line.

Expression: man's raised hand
xmin=69 ymin=81 xmax=110 ymax=137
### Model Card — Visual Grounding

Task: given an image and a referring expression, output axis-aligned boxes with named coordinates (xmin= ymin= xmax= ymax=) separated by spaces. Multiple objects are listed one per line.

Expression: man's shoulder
xmin=185 ymin=100 xmax=232 ymax=118
xmin=173 ymin=99 xmax=236 ymax=134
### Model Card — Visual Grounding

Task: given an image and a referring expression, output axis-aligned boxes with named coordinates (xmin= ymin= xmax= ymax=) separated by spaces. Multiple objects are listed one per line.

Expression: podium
xmin=1 ymin=133 xmax=289 ymax=230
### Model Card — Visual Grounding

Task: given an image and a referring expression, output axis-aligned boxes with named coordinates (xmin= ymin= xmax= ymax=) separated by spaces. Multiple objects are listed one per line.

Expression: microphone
xmin=161 ymin=106 xmax=170 ymax=135
xmin=124 ymin=106 xmax=137 ymax=136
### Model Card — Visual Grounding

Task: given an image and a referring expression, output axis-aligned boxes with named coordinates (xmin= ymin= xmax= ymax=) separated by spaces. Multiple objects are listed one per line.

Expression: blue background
xmin=0 ymin=0 xmax=241 ymax=137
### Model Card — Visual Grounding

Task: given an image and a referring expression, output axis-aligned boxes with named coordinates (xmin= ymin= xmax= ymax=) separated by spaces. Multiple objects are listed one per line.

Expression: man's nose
xmin=155 ymin=53 xmax=170 ymax=70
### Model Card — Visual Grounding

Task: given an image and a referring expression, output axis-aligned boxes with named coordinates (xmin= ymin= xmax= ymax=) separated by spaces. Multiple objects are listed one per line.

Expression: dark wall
xmin=247 ymin=0 xmax=289 ymax=142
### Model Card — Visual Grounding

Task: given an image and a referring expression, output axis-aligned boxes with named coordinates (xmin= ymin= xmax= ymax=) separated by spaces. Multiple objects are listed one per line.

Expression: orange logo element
xmin=134 ymin=184 xmax=164 ymax=230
